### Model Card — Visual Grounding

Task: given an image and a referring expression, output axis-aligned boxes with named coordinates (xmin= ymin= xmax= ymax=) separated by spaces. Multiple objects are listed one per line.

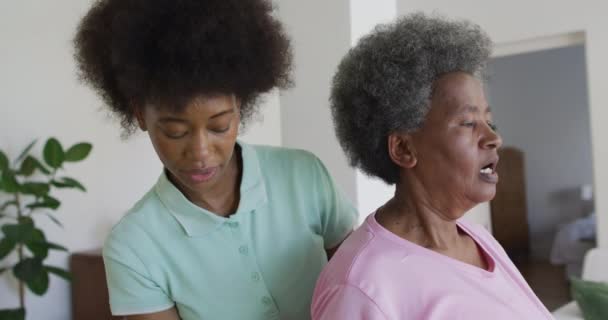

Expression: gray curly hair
xmin=330 ymin=12 xmax=492 ymax=184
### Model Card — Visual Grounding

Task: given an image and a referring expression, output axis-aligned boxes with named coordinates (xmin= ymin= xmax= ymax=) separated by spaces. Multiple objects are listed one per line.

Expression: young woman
xmin=73 ymin=1 xmax=357 ymax=319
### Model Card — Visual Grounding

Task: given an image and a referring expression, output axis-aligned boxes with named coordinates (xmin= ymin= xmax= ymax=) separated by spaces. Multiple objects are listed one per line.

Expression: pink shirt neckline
xmin=366 ymin=211 xmax=497 ymax=278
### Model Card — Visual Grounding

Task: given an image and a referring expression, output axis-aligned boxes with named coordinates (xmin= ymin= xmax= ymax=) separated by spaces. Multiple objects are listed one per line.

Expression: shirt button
xmin=261 ymin=296 xmax=273 ymax=306
xmin=227 ymin=221 xmax=239 ymax=228
xmin=239 ymin=245 xmax=249 ymax=255
xmin=251 ymin=272 xmax=260 ymax=282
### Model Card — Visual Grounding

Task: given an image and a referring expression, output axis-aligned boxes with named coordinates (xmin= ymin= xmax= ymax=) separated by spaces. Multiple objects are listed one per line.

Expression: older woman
xmin=311 ymin=13 xmax=554 ymax=319
xmin=73 ymin=0 xmax=357 ymax=319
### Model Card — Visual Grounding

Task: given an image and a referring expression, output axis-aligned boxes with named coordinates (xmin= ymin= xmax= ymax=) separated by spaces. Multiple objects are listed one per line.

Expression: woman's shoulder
xmin=320 ymin=219 xmax=410 ymax=285
xmin=104 ymin=187 xmax=174 ymax=254
xmin=244 ymin=143 xmax=327 ymax=176
xmin=247 ymin=143 xmax=319 ymax=163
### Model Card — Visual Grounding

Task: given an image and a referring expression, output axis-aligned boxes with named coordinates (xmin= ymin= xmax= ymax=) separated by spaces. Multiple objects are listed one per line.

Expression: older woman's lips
xmin=183 ymin=167 xmax=218 ymax=183
xmin=479 ymin=167 xmax=498 ymax=183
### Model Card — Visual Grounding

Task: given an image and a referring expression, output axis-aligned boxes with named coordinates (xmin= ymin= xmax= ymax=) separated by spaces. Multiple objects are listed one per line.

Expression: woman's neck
xmin=178 ymin=146 xmax=243 ymax=217
xmin=376 ymin=184 xmax=464 ymax=251
xmin=377 ymin=180 xmax=489 ymax=270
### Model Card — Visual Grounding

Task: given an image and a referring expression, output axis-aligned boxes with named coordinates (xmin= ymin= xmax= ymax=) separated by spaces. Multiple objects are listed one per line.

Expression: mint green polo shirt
xmin=103 ymin=142 xmax=357 ymax=320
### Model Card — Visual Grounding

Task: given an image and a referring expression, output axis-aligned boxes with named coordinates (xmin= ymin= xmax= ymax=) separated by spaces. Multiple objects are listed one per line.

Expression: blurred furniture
xmin=553 ymin=248 xmax=608 ymax=319
xmin=490 ymin=146 xmax=530 ymax=261
xmin=550 ymin=213 xmax=596 ymax=278
xmin=71 ymin=249 xmax=120 ymax=320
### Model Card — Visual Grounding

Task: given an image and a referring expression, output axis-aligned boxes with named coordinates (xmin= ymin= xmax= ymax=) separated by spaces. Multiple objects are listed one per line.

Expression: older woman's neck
xmin=376 ymin=184 xmax=466 ymax=250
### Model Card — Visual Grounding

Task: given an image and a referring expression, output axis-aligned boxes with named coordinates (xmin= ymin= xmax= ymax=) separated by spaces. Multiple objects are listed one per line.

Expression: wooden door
xmin=490 ymin=147 xmax=530 ymax=261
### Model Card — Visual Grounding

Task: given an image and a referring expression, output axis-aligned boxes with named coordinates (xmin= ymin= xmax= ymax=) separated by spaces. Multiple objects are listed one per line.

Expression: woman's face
xmin=409 ymin=72 xmax=502 ymax=213
xmin=137 ymin=94 xmax=241 ymax=197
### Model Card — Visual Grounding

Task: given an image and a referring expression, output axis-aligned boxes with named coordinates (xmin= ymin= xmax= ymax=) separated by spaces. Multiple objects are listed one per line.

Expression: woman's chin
xmin=469 ymin=186 xmax=497 ymax=204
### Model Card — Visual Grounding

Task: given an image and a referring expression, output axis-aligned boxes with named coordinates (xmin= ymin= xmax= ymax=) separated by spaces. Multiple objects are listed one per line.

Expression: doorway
xmin=487 ymin=41 xmax=596 ymax=310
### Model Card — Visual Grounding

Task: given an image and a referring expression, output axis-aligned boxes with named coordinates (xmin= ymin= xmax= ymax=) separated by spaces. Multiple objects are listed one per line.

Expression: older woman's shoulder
xmin=319 ymin=218 xmax=422 ymax=286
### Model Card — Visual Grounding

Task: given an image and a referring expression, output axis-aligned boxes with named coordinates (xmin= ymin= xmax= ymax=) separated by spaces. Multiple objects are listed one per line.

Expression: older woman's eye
xmin=462 ymin=121 xmax=476 ymax=128
xmin=487 ymin=122 xmax=498 ymax=132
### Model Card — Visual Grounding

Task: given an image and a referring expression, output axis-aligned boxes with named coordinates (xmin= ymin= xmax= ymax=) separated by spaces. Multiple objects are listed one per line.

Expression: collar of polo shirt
xmin=154 ymin=140 xmax=268 ymax=237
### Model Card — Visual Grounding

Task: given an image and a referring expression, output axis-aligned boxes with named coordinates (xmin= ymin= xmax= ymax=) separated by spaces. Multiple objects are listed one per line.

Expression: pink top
xmin=311 ymin=213 xmax=554 ymax=320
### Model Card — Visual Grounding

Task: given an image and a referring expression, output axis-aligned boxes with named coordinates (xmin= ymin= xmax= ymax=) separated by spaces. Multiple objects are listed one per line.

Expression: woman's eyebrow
xmin=210 ymin=109 xmax=235 ymax=119
xmin=158 ymin=117 xmax=188 ymax=124
xmin=453 ymin=105 xmax=492 ymax=117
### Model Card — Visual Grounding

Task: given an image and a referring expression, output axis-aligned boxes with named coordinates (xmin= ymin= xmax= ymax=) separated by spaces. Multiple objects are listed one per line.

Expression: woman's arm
xmin=126 ymin=307 xmax=181 ymax=320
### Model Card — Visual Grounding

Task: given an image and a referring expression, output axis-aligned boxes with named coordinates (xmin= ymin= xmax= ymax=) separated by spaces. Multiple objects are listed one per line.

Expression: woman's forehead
xmin=150 ymin=94 xmax=237 ymax=113
xmin=431 ymin=73 xmax=489 ymax=116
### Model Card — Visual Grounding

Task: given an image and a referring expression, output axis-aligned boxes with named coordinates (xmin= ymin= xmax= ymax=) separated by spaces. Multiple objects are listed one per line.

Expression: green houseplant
xmin=0 ymin=138 xmax=92 ymax=320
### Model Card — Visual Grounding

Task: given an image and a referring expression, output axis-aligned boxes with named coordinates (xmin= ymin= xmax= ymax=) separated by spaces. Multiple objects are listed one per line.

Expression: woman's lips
xmin=479 ymin=168 xmax=499 ymax=184
xmin=182 ymin=167 xmax=219 ymax=183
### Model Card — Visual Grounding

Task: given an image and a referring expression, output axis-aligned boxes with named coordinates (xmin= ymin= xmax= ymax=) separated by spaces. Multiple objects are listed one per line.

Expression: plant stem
xmin=18 ymin=244 xmax=24 ymax=308
xmin=15 ymin=192 xmax=25 ymax=309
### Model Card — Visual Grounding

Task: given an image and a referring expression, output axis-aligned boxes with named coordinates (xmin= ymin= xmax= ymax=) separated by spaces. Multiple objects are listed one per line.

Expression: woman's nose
xmin=186 ymin=131 xmax=211 ymax=161
xmin=482 ymin=124 xmax=503 ymax=150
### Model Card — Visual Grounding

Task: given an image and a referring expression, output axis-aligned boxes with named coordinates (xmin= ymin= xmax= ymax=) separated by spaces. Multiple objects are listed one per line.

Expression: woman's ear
xmin=387 ymin=132 xmax=417 ymax=169
xmin=134 ymin=105 xmax=147 ymax=131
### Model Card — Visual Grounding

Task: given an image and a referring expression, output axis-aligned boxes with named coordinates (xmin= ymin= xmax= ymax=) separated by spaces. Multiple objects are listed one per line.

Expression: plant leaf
xmin=17 ymin=156 xmax=36 ymax=176
xmin=24 ymin=229 xmax=48 ymax=259
xmin=13 ymin=258 xmax=49 ymax=295
xmin=17 ymin=216 xmax=34 ymax=227
xmin=0 ymin=308 xmax=26 ymax=320
xmin=64 ymin=143 xmax=92 ymax=162
xmin=15 ymin=139 xmax=37 ymax=164
xmin=17 ymin=156 xmax=50 ymax=176
xmin=12 ymin=258 xmax=42 ymax=281
xmin=0 ymin=238 xmax=16 ymax=259
xmin=1 ymin=222 xmax=34 ymax=243
xmin=0 ymin=151 xmax=8 ymax=171
xmin=1 ymin=171 xmax=20 ymax=193
xmin=44 ymin=213 xmax=63 ymax=228
xmin=45 ymin=265 xmax=72 ymax=281
xmin=27 ymin=269 xmax=49 ymax=296
xmin=51 ymin=177 xmax=86 ymax=192
xmin=43 ymin=195 xmax=60 ymax=209
xmin=26 ymin=195 xmax=60 ymax=211
xmin=45 ymin=241 xmax=68 ymax=252
xmin=42 ymin=138 xmax=64 ymax=169
xmin=20 ymin=182 xmax=50 ymax=197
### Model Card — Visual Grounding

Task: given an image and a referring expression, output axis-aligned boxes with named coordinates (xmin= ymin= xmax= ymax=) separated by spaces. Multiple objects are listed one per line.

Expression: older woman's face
xmin=137 ymin=94 xmax=241 ymax=197
xmin=410 ymin=72 xmax=502 ymax=213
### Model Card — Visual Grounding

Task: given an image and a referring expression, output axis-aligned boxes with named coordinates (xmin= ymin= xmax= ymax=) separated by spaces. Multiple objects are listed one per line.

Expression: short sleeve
xmin=312 ymin=284 xmax=387 ymax=320
xmin=311 ymin=156 xmax=358 ymax=249
xmin=103 ymin=234 xmax=174 ymax=316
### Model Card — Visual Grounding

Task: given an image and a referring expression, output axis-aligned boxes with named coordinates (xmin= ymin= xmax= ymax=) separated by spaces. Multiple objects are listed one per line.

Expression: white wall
xmin=397 ymin=0 xmax=608 ymax=249
xmin=276 ymin=0 xmax=358 ymax=202
xmin=487 ymin=45 xmax=593 ymax=259
xmin=0 ymin=1 xmax=281 ymax=319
